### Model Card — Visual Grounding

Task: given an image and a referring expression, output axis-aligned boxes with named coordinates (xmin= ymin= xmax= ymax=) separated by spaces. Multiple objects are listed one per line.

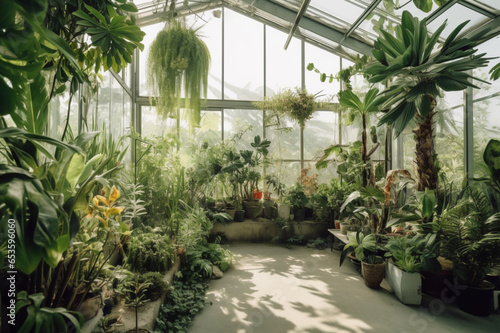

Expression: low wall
xmin=210 ymin=219 xmax=328 ymax=242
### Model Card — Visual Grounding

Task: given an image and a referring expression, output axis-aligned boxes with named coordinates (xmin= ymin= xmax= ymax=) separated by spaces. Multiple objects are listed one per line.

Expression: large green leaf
xmin=483 ymin=139 xmax=500 ymax=182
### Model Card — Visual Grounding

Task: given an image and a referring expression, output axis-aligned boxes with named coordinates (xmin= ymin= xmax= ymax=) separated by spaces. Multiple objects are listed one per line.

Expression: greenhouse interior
xmin=2 ymin=0 xmax=500 ymax=332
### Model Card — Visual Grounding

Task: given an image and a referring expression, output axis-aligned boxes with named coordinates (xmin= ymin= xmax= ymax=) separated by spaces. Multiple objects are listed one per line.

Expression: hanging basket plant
xmin=147 ymin=19 xmax=210 ymax=127
xmin=254 ymin=88 xmax=321 ymax=129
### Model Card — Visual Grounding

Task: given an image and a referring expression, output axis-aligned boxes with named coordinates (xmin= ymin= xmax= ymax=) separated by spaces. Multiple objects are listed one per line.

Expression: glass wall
xmin=135 ymin=7 xmax=347 ymax=186
xmin=473 ymin=35 xmax=500 ymax=177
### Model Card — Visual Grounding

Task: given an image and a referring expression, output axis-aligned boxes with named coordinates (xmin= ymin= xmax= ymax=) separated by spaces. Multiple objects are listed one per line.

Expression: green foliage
xmin=135 ymin=135 xmax=191 ymax=228
xmin=126 ymin=233 xmax=176 ymax=273
xmin=122 ymin=275 xmax=152 ymax=333
xmin=384 ymin=234 xmax=440 ymax=273
xmin=340 ymin=232 xmax=385 ymax=266
xmin=489 ymin=62 xmax=500 ymax=81
xmin=365 ymin=10 xmax=492 ymax=137
xmin=254 ymin=88 xmax=321 ymax=129
xmin=483 ymin=139 xmax=500 ymax=186
xmin=186 ymin=243 xmax=234 ymax=277
xmin=16 ymin=291 xmax=84 ymax=333
xmin=176 ymin=203 xmax=214 ymax=247
xmin=73 ymin=3 xmax=145 ymax=72
xmin=147 ymin=19 xmax=210 ymax=128
xmin=307 ymin=237 xmax=329 ymax=250
xmin=120 ymin=182 xmax=147 ymax=227
xmin=307 ymin=54 xmax=369 ymax=91
xmin=155 ymin=268 xmax=210 ymax=333
xmin=438 ymin=187 xmax=500 ymax=287
xmin=0 ymin=129 xmax=124 ymax=274
xmin=286 ymin=183 xmax=309 ymax=209
xmin=220 ymin=135 xmax=271 ymax=203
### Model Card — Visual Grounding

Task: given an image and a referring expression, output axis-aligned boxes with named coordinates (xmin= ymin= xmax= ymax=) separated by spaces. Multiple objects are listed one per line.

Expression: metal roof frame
xmin=134 ymin=0 xmax=500 ymax=57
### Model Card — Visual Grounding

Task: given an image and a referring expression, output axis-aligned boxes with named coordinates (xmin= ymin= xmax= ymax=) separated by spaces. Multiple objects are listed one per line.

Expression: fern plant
xmin=438 ymin=187 xmax=500 ymax=287
xmin=120 ymin=182 xmax=147 ymax=227
xmin=147 ymin=19 xmax=210 ymax=128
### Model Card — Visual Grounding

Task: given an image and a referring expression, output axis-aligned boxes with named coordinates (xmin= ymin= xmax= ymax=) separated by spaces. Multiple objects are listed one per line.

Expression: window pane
xmin=436 ymin=107 xmax=464 ymax=183
xmin=266 ymin=117 xmax=300 ymax=160
xmin=97 ymin=72 xmax=111 ymax=132
xmin=138 ymin=22 xmax=164 ymax=96
xmin=110 ymin=75 xmax=124 ymax=138
xmin=186 ymin=12 xmax=222 ymax=99
xmin=305 ymin=44 xmax=340 ymax=102
xmin=223 ymin=109 xmax=263 ymax=150
xmin=141 ymin=106 xmax=176 ymax=138
xmin=265 ymin=25 xmax=301 ymax=96
xmin=474 ymin=35 xmax=500 ymax=100
xmin=49 ymin=83 xmax=79 ymax=138
xmin=266 ymin=161 xmax=301 ymax=192
xmin=303 ymin=111 xmax=338 ymax=160
xmin=474 ymin=96 xmax=500 ymax=177
xmin=223 ymin=8 xmax=264 ymax=100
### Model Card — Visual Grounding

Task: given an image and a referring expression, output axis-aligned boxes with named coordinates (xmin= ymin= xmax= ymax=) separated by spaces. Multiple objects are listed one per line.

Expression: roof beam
xmin=426 ymin=0 xmax=459 ymax=24
xmin=238 ymin=0 xmax=373 ymax=55
xmin=341 ymin=0 xmax=381 ymax=42
xmin=284 ymin=0 xmax=311 ymax=50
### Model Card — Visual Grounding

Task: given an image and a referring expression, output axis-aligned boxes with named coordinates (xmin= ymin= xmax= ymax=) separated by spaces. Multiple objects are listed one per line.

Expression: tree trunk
xmin=362 ymin=112 xmax=368 ymax=187
xmin=414 ymin=105 xmax=438 ymax=191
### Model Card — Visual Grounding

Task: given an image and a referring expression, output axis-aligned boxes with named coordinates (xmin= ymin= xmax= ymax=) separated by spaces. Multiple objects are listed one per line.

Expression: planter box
xmin=385 ymin=260 xmax=422 ymax=305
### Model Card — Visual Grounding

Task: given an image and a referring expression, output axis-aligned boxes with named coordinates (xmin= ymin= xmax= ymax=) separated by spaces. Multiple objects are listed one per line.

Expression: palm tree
xmin=365 ymin=11 xmax=492 ymax=191
xmin=338 ymin=88 xmax=382 ymax=187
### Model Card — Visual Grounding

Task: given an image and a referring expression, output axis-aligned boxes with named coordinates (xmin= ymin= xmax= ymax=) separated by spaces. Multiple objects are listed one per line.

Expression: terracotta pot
xmin=334 ymin=220 xmax=341 ymax=229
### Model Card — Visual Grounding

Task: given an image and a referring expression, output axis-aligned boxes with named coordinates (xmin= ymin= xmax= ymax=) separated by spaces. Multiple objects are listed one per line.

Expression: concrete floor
xmin=188 ymin=243 xmax=500 ymax=333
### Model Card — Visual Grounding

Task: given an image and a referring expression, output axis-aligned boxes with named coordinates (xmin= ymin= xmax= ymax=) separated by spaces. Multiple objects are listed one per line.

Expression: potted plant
xmin=266 ymin=174 xmax=289 ymax=220
xmin=340 ymin=231 xmax=386 ymax=288
xmin=384 ymin=234 xmax=440 ymax=304
xmin=147 ymin=11 xmax=210 ymax=129
xmin=222 ymin=135 xmax=270 ymax=219
xmin=438 ymin=186 xmax=500 ymax=316
xmin=254 ymin=87 xmax=321 ymax=129
xmin=286 ymin=183 xmax=309 ymax=222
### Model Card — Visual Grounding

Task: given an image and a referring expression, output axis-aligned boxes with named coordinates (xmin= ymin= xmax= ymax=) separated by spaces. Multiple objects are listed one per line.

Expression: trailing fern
xmin=147 ymin=19 xmax=210 ymax=129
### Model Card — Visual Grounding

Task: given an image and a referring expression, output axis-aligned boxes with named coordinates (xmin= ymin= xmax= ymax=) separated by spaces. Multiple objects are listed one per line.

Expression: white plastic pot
xmin=277 ymin=203 xmax=290 ymax=221
xmin=385 ymin=259 xmax=422 ymax=305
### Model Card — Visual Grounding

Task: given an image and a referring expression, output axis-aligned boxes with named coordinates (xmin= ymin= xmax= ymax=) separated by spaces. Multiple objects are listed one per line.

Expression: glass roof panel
xmin=308 ymin=0 xmax=366 ymax=28
xmin=474 ymin=0 xmax=500 ymax=11
xmin=133 ymin=0 xmax=500 ymax=57
xmin=427 ymin=3 xmax=489 ymax=38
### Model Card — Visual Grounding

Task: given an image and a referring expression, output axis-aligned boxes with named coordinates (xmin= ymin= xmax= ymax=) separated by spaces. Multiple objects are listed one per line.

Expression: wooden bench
xmin=328 ymin=229 xmax=349 ymax=251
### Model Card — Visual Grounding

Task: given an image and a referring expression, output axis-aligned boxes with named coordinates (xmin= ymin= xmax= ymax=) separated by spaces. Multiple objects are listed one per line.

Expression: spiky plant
xmin=147 ymin=19 xmax=210 ymax=128
xmin=365 ymin=11 xmax=492 ymax=191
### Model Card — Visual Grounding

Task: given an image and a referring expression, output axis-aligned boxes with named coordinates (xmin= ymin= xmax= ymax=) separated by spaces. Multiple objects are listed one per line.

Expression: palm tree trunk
xmin=414 ymin=100 xmax=439 ymax=191
xmin=362 ymin=112 xmax=368 ymax=187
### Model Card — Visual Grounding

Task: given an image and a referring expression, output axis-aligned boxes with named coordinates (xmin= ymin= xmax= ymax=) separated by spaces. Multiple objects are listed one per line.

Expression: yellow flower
xmin=96 ymin=195 xmax=110 ymax=207
xmin=109 ymin=185 xmax=120 ymax=203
